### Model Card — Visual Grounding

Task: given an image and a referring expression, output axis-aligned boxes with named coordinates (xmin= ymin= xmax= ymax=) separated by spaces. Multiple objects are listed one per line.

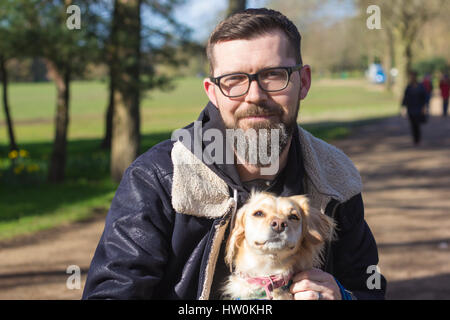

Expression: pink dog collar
xmin=239 ymin=272 xmax=294 ymax=300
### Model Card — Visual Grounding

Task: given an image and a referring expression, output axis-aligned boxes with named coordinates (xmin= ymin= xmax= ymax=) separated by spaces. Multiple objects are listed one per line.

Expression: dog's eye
xmin=253 ymin=211 xmax=264 ymax=217
xmin=288 ymin=214 xmax=300 ymax=221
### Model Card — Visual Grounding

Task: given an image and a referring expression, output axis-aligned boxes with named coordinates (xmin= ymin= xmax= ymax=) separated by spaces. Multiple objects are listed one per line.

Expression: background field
xmin=0 ymin=77 xmax=398 ymax=240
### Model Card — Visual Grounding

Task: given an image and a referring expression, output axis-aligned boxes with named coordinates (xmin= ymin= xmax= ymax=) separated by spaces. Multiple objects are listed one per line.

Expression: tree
xmin=17 ymin=0 xmax=102 ymax=182
xmin=227 ymin=0 xmax=246 ymax=17
xmin=101 ymin=0 xmax=190 ymax=151
xmin=47 ymin=1 xmax=101 ymax=182
xmin=0 ymin=55 xmax=18 ymax=152
xmin=267 ymin=0 xmax=370 ymax=75
xmin=356 ymin=0 xmax=448 ymax=95
xmin=109 ymin=0 xmax=142 ymax=182
xmin=0 ymin=1 xmax=24 ymax=152
xmin=109 ymin=0 xmax=190 ymax=181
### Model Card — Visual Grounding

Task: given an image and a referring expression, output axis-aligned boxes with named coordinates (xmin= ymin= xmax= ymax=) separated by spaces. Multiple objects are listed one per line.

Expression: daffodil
xmin=19 ymin=149 xmax=29 ymax=158
xmin=14 ymin=165 xmax=24 ymax=175
xmin=27 ymin=164 xmax=40 ymax=173
xmin=8 ymin=150 xmax=18 ymax=159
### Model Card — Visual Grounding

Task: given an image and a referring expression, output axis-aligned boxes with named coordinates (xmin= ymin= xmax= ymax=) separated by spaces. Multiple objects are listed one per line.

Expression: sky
xmin=173 ymin=0 xmax=270 ymax=42
xmin=173 ymin=0 xmax=357 ymax=43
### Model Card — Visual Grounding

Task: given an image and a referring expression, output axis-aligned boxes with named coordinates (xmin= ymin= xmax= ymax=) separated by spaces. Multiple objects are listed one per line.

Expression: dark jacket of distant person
xmin=402 ymin=82 xmax=427 ymax=116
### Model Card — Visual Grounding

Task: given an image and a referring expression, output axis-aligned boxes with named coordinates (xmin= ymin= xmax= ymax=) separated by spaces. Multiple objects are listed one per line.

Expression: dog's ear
xmin=224 ymin=205 xmax=247 ymax=270
xmin=289 ymin=195 xmax=335 ymax=245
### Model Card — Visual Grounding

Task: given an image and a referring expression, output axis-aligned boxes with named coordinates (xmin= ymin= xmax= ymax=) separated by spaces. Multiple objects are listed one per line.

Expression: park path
xmin=0 ymin=96 xmax=449 ymax=300
xmin=334 ymin=97 xmax=450 ymax=299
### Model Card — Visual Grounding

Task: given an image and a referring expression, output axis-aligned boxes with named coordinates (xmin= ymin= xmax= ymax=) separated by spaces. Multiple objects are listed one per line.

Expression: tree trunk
xmin=394 ymin=36 xmax=414 ymax=98
xmin=101 ymin=4 xmax=118 ymax=151
xmin=404 ymin=40 xmax=413 ymax=75
xmin=227 ymin=0 xmax=246 ymax=17
xmin=101 ymin=71 xmax=114 ymax=149
xmin=383 ymin=27 xmax=395 ymax=92
xmin=110 ymin=0 xmax=141 ymax=182
xmin=0 ymin=55 xmax=18 ymax=152
xmin=47 ymin=60 xmax=71 ymax=183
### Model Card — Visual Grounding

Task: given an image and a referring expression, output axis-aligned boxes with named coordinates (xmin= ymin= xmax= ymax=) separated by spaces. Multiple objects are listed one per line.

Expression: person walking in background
xmin=422 ymin=73 xmax=433 ymax=112
xmin=439 ymin=73 xmax=449 ymax=117
xmin=402 ymin=71 xmax=427 ymax=146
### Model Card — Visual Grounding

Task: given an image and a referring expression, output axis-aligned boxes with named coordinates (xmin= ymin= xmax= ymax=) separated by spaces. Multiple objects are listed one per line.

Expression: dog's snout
xmin=270 ymin=218 xmax=287 ymax=233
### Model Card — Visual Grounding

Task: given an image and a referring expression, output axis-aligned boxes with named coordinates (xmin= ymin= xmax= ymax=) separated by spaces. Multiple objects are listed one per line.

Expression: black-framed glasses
xmin=210 ymin=64 xmax=302 ymax=98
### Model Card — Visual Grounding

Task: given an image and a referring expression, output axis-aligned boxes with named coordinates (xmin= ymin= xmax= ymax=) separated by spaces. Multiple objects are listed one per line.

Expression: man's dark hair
xmin=206 ymin=8 xmax=303 ymax=76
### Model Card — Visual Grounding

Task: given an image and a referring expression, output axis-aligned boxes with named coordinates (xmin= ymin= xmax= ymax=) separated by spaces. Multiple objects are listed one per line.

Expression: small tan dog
xmin=222 ymin=192 xmax=335 ymax=300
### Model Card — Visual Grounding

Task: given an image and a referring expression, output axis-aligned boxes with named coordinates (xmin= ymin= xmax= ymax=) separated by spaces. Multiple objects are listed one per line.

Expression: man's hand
xmin=290 ymin=268 xmax=342 ymax=300
xmin=400 ymin=106 xmax=407 ymax=118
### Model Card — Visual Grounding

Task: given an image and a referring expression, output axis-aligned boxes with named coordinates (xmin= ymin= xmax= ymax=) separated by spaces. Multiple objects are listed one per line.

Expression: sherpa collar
xmin=171 ymin=125 xmax=362 ymax=218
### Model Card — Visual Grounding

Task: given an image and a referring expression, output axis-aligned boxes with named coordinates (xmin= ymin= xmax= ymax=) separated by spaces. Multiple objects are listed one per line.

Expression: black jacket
xmin=402 ymin=83 xmax=427 ymax=116
xmin=82 ymin=103 xmax=386 ymax=299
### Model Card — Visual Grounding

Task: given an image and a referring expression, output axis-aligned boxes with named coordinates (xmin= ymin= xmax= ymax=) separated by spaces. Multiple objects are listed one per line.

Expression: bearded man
xmin=83 ymin=8 xmax=386 ymax=300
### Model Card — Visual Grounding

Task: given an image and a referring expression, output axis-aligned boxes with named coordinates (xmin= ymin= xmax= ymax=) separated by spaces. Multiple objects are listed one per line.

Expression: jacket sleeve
xmin=401 ymin=86 xmax=409 ymax=107
xmin=82 ymin=160 xmax=174 ymax=299
xmin=331 ymin=193 xmax=387 ymax=300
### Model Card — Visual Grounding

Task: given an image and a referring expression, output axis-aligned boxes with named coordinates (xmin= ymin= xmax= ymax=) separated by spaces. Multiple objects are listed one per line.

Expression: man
xmin=439 ymin=73 xmax=449 ymax=117
xmin=422 ymin=74 xmax=433 ymax=112
xmin=83 ymin=8 xmax=386 ymax=300
xmin=402 ymin=71 xmax=427 ymax=145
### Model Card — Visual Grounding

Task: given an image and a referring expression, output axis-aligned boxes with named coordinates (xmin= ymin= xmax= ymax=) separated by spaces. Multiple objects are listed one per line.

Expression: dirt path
xmin=333 ymin=96 xmax=450 ymax=299
xmin=0 ymin=97 xmax=449 ymax=300
xmin=0 ymin=217 xmax=105 ymax=299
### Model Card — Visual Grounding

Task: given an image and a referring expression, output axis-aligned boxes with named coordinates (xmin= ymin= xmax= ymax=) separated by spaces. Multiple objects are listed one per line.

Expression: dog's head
xmin=225 ymin=192 xmax=335 ymax=271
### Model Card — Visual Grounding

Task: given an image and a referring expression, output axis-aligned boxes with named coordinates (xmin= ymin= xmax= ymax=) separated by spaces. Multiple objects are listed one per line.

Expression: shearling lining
xmin=171 ymin=125 xmax=362 ymax=218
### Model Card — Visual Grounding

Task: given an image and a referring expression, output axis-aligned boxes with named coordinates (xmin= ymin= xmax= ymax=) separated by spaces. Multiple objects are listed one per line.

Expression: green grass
xmin=0 ymin=180 xmax=116 ymax=239
xmin=0 ymin=77 xmax=398 ymax=241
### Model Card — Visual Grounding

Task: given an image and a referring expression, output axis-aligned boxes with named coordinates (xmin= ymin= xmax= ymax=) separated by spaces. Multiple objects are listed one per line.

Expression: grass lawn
xmin=0 ymin=77 xmax=398 ymax=240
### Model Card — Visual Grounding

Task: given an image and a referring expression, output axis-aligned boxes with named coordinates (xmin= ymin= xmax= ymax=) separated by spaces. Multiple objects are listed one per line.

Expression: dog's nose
xmin=270 ymin=218 xmax=287 ymax=233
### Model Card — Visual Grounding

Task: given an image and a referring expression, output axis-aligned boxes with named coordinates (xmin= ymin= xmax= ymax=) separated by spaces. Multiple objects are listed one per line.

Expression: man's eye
xmin=261 ymin=69 xmax=285 ymax=79
xmin=222 ymin=75 xmax=247 ymax=85
xmin=253 ymin=211 xmax=264 ymax=217
xmin=288 ymin=214 xmax=299 ymax=221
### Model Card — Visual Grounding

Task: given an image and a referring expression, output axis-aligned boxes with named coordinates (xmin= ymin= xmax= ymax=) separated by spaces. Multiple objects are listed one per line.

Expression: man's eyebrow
xmin=218 ymin=70 xmax=244 ymax=75
xmin=218 ymin=65 xmax=282 ymax=76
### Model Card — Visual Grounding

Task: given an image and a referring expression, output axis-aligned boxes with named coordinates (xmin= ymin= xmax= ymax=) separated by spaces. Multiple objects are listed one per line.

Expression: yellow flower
xmin=19 ymin=149 xmax=29 ymax=158
xmin=14 ymin=165 xmax=24 ymax=175
xmin=27 ymin=164 xmax=40 ymax=173
xmin=8 ymin=150 xmax=18 ymax=159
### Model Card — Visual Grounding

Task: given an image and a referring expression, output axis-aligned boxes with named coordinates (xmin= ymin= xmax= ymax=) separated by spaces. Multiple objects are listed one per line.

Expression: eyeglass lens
xmin=219 ymin=68 xmax=289 ymax=97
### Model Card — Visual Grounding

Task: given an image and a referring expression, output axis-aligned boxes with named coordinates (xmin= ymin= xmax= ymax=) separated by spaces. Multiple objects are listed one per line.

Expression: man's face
xmin=204 ymin=31 xmax=311 ymax=134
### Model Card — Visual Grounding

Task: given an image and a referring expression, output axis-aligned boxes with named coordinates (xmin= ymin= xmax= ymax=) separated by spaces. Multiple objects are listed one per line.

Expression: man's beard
xmin=225 ymin=103 xmax=297 ymax=168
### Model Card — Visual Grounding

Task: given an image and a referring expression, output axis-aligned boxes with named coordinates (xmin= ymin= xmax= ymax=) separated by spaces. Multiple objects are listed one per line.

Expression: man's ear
xmin=203 ymin=78 xmax=218 ymax=107
xmin=299 ymin=65 xmax=312 ymax=100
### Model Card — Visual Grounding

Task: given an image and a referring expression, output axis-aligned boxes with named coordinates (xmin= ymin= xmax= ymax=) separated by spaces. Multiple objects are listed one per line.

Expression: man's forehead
xmin=211 ymin=31 xmax=295 ymax=75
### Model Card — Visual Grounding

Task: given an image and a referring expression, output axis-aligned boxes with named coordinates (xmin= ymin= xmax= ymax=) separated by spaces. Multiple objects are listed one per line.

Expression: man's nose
xmin=270 ymin=218 xmax=287 ymax=233
xmin=244 ymin=79 xmax=268 ymax=103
